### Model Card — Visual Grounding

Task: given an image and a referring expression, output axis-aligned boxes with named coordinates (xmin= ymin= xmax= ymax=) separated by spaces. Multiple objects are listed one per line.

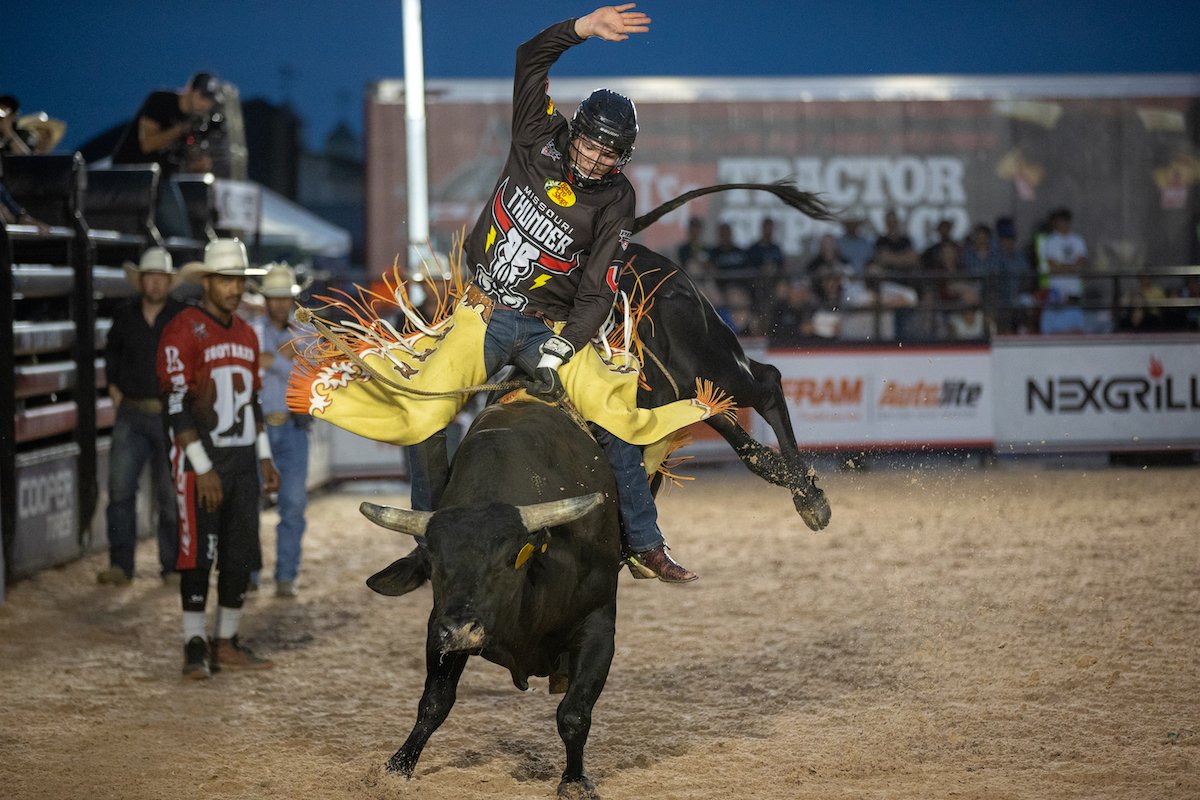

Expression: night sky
xmin=4 ymin=0 xmax=1199 ymax=152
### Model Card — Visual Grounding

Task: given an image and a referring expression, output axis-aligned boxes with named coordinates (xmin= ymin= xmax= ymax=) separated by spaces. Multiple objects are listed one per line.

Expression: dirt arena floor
xmin=1 ymin=462 xmax=1197 ymax=800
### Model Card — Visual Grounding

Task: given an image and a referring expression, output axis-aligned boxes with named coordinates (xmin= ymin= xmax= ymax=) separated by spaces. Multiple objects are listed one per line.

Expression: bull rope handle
xmin=299 ymin=309 xmax=525 ymax=398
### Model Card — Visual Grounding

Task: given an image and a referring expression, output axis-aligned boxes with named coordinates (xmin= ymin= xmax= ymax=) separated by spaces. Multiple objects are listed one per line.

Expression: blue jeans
xmin=408 ymin=309 xmax=663 ymax=553
xmin=266 ymin=417 xmax=310 ymax=583
xmin=105 ymin=404 xmax=177 ymax=578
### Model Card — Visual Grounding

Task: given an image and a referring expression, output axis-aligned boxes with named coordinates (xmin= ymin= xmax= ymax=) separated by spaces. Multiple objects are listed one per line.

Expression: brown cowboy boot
xmin=210 ymin=635 xmax=274 ymax=672
xmin=627 ymin=544 xmax=698 ymax=583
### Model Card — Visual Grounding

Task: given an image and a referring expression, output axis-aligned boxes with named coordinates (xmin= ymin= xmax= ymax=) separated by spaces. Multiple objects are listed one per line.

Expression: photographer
xmin=111 ymin=72 xmax=222 ymax=237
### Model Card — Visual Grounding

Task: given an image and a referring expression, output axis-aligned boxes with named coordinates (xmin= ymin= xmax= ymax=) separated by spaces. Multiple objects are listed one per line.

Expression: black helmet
xmin=568 ymin=89 xmax=637 ymax=188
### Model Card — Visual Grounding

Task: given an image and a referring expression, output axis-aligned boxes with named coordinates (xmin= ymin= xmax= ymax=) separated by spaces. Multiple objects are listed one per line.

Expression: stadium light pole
xmin=402 ymin=0 xmax=431 ymax=271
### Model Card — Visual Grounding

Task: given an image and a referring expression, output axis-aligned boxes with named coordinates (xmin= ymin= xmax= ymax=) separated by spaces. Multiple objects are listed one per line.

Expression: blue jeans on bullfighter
xmin=408 ymin=309 xmax=665 ymax=554
xmin=105 ymin=404 xmax=177 ymax=578
xmin=266 ymin=417 xmax=310 ymax=583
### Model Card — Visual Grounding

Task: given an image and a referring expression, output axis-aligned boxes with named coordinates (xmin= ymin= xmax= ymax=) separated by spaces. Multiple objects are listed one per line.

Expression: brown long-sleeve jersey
xmin=464 ymin=18 xmax=635 ymax=353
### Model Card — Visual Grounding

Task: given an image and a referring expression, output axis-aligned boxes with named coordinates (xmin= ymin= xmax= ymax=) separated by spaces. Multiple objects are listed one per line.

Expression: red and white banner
xmin=756 ymin=346 xmax=994 ymax=449
xmin=992 ymin=335 xmax=1200 ymax=451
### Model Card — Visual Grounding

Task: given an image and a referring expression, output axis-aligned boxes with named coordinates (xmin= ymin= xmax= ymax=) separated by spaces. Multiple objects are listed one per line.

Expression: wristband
xmin=256 ymin=431 xmax=273 ymax=461
xmin=184 ymin=440 xmax=213 ymax=476
xmin=537 ymin=352 xmax=564 ymax=371
xmin=540 ymin=335 xmax=575 ymax=362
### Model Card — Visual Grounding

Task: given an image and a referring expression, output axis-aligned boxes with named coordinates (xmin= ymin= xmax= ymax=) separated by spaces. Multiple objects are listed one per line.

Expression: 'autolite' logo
xmin=1027 ymin=355 xmax=1200 ymax=414
xmin=879 ymin=380 xmax=982 ymax=408
xmin=783 ymin=378 xmax=863 ymax=406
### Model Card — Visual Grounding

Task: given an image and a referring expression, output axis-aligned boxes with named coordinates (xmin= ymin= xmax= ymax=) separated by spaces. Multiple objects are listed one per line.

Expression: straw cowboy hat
xmin=255 ymin=262 xmax=311 ymax=298
xmin=179 ymin=238 xmax=268 ymax=283
xmin=122 ymin=247 xmax=179 ymax=289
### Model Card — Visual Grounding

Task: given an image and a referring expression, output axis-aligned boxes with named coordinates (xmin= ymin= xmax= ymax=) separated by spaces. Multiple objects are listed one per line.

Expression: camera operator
xmin=112 ymin=72 xmax=223 ymax=237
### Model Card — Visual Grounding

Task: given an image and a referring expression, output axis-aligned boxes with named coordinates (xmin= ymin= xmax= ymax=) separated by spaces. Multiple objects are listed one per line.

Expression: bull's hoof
xmin=557 ymin=774 xmax=599 ymax=800
xmin=795 ymin=485 xmax=832 ymax=531
xmin=385 ymin=750 xmax=417 ymax=778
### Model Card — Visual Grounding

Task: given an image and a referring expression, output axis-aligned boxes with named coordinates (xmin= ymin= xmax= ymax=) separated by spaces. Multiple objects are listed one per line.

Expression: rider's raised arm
xmin=511 ymin=19 xmax=585 ymax=148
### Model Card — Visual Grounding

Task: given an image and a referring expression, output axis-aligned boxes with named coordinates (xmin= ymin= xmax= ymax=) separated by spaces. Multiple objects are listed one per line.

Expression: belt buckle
xmin=265 ymin=412 xmax=290 ymax=426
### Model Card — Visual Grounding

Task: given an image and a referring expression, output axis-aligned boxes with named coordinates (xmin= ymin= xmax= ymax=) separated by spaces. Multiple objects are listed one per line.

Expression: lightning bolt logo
xmin=530 ymin=274 xmax=552 ymax=290
xmin=485 ymin=226 xmax=497 ymax=252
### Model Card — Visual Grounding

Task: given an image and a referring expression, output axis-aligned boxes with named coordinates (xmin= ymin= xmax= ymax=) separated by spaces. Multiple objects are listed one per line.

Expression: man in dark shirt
xmin=745 ymin=217 xmax=785 ymax=277
xmin=407 ymin=5 xmax=697 ymax=583
xmin=98 ymin=248 xmax=186 ymax=586
xmin=112 ymin=72 xmax=221 ymax=237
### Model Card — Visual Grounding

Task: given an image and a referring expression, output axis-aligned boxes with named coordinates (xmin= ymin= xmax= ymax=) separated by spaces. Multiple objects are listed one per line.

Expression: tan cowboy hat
xmin=122 ymin=247 xmax=179 ymax=289
xmin=16 ymin=113 xmax=67 ymax=152
xmin=255 ymin=262 xmax=310 ymax=298
xmin=179 ymin=238 xmax=268 ymax=283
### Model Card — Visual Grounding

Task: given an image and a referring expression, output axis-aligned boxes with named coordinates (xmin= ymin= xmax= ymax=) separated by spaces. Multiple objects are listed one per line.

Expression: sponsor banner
xmin=11 ymin=444 xmax=80 ymax=577
xmin=993 ymin=336 xmax=1200 ymax=451
xmin=755 ymin=347 xmax=994 ymax=448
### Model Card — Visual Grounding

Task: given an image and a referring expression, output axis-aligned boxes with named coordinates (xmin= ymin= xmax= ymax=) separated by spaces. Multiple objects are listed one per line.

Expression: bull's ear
xmin=359 ymin=502 xmax=432 ymax=537
xmin=515 ymin=542 xmax=536 ymax=570
xmin=516 ymin=492 xmax=604 ymax=533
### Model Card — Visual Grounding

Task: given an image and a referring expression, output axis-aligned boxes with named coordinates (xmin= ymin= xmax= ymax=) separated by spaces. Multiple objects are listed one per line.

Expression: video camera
xmin=171 ymin=107 xmax=227 ymax=172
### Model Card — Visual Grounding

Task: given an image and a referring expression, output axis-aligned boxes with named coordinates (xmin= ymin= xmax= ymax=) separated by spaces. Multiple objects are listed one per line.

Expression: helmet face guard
xmin=568 ymin=89 xmax=637 ymax=188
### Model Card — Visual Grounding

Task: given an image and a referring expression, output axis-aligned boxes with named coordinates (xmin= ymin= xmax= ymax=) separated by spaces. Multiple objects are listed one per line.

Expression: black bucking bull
xmin=360 ymin=398 xmax=620 ymax=799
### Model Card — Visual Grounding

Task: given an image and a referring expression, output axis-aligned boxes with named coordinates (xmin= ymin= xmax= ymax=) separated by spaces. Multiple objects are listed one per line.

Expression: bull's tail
xmin=631 ymin=180 xmax=836 ymax=234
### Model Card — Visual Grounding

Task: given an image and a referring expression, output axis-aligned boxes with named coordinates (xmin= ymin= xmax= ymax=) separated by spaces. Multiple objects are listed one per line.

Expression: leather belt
xmin=123 ymin=397 xmax=162 ymax=413
xmin=265 ymin=411 xmax=291 ymax=426
xmin=464 ymin=283 xmax=560 ymax=327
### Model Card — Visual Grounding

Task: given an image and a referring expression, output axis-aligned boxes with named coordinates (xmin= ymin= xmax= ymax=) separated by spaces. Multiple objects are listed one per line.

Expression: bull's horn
xmin=359 ymin=502 xmax=432 ymax=537
xmin=517 ymin=492 xmax=605 ymax=533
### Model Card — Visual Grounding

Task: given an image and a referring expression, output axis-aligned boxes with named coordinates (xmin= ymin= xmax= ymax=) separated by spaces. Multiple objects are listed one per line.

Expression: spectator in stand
xmin=1120 ymin=274 xmax=1169 ymax=332
xmin=98 ymin=248 xmax=187 ymax=587
xmin=873 ymin=209 xmax=920 ymax=338
xmin=0 ymin=180 xmax=50 ymax=232
xmin=806 ymin=233 xmax=851 ymax=278
xmin=1 ymin=95 xmax=66 ymax=155
xmin=1037 ymin=207 xmax=1105 ymax=334
xmin=873 ymin=209 xmax=919 ymax=273
xmin=920 ymin=218 xmax=957 ymax=271
xmin=963 ymin=223 xmax=1002 ymax=331
xmin=721 ymin=282 xmax=759 ymax=336
xmin=0 ymin=95 xmax=33 ymax=155
xmin=675 ymin=216 xmax=710 ymax=276
xmin=993 ymin=217 xmax=1032 ymax=333
xmin=1181 ymin=274 xmax=1200 ymax=331
xmin=837 ymin=212 xmax=874 ymax=277
xmin=811 ymin=266 xmax=847 ymax=339
xmin=708 ymin=221 xmax=751 ymax=295
xmin=767 ymin=277 xmax=818 ymax=345
xmin=936 ymin=243 xmax=984 ymax=339
xmin=112 ymin=72 xmax=223 ymax=238
xmin=252 ymin=264 xmax=314 ymax=598
xmin=746 ymin=216 xmax=785 ymax=279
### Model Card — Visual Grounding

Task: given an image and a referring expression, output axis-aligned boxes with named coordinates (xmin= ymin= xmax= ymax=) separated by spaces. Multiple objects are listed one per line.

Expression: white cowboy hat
xmin=179 ymin=238 xmax=268 ymax=283
xmin=255 ymin=262 xmax=309 ymax=298
xmin=121 ymin=247 xmax=179 ymax=289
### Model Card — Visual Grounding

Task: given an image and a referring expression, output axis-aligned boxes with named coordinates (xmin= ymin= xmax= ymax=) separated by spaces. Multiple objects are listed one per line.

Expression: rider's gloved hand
xmin=529 ymin=336 xmax=575 ymax=402
xmin=529 ymin=366 xmax=566 ymax=402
